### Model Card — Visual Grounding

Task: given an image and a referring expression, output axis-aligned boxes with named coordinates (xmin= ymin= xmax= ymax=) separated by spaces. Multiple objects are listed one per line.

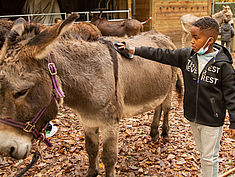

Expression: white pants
xmin=189 ymin=122 xmax=223 ymax=177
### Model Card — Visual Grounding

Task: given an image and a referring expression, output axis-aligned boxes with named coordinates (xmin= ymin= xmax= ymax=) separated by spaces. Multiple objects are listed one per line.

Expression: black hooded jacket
xmin=134 ymin=43 xmax=235 ymax=129
xmin=220 ymin=23 xmax=234 ymax=42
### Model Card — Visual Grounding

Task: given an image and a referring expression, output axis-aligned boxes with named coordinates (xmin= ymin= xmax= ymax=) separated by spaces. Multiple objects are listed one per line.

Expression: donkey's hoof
xmin=161 ymin=132 xmax=169 ymax=138
xmin=162 ymin=137 xmax=170 ymax=144
xmin=151 ymin=136 xmax=160 ymax=144
xmin=86 ymin=170 xmax=98 ymax=177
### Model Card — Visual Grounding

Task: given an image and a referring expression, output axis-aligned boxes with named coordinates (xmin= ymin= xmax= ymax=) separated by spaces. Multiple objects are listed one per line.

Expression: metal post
xmin=87 ymin=12 xmax=89 ymax=21
xmin=211 ymin=0 xmax=214 ymax=14
xmin=133 ymin=0 xmax=136 ymax=19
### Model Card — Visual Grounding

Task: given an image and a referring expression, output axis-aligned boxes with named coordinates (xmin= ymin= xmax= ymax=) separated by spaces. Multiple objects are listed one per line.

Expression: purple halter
xmin=0 ymin=54 xmax=65 ymax=147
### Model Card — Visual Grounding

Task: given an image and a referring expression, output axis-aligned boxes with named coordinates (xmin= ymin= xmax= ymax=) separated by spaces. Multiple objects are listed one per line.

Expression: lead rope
xmin=16 ymin=140 xmax=42 ymax=177
xmin=16 ymin=151 xmax=41 ymax=177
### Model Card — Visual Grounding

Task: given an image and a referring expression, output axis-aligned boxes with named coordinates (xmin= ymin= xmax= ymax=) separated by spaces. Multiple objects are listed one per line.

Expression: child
xmin=220 ymin=18 xmax=234 ymax=53
xmin=114 ymin=17 xmax=235 ymax=177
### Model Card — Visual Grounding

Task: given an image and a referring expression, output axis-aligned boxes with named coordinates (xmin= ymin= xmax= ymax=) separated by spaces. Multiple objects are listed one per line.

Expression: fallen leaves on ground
xmin=0 ymin=89 xmax=234 ymax=177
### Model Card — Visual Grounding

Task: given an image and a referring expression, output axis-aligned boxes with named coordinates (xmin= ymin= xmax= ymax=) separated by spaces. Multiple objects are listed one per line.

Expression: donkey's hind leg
xmin=100 ymin=122 xmax=119 ymax=177
xmin=161 ymin=103 xmax=170 ymax=139
xmin=84 ymin=126 xmax=100 ymax=177
xmin=150 ymin=106 xmax=162 ymax=143
xmin=161 ymin=94 xmax=172 ymax=139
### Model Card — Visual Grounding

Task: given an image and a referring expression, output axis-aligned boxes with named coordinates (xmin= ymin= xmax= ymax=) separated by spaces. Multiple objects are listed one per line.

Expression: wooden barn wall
xmin=115 ymin=0 xmax=128 ymax=18
xmin=135 ymin=0 xmax=151 ymax=31
xmin=152 ymin=0 xmax=211 ymax=48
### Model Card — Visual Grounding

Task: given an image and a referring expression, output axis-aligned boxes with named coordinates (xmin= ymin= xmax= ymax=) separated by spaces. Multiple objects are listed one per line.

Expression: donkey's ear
xmin=7 ymin=18 xmax=26 ymax=44
xmin=99 ymin=11 xmax=103 ymax=19
xmin=0 ymin=18 xmax=26 ymax=59
xmin=27 ymin=13 xmax=79 ymax=59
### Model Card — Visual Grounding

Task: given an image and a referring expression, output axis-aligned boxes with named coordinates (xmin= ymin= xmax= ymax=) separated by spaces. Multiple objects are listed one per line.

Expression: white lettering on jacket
xmin=186 ymin=59 xmax=220 ymax=85
xmin=186 ymin=60 xmax=197 ymax=74
xmin=207 ymin=66 xmax=220 ymax=73
xmin=200 ymin=67 xmax=220 ymax=85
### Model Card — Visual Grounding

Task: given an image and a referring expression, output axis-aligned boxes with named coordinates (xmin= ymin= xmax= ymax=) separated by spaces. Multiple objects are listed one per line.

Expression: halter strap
xmin=0 ymin=54 xmax=65 ymax=147
xmin=48 ymin=54 xmax=65 ymax=98
xmin=0 ymin=94 xmax=54 ymax=147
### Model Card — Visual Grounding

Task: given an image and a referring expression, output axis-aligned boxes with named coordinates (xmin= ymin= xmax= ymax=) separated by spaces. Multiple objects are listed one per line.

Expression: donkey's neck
xmin=49 ymin=39 xmax=114 ymax=113
xmin=212 ymin=11 xmax=223 ymax=25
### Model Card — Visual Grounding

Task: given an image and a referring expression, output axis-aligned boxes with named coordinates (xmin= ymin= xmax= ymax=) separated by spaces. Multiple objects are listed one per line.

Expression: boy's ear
xmin=208 ymin=37 xmax=214 ymax=44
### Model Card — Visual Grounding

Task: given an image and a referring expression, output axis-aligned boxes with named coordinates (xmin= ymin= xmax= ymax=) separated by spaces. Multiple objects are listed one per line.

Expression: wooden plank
xmin=128 ymin=0 xmax=132 ymax=17
xmin=132 ymin=0 xmax=211 ymax=47
xmin=153 ymin=0 xmax=211 ymax=48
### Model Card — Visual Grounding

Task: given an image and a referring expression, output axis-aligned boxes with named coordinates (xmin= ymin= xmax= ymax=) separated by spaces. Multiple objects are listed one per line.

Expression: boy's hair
xmin=192 ymin=17 xmax=219 ymax=39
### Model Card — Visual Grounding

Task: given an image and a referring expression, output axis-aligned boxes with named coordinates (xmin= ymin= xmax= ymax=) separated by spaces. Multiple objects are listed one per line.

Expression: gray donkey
xmin=0 ymin=14 xmax=181 ymax=177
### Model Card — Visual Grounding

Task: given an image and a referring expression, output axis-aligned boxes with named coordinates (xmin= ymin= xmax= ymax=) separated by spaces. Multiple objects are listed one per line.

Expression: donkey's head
xmin=90 ymin=11 xmax=104 ymax=26
xmin=212 ymin=8 xmax=233 ymax=26
xmin=222 ymin=5 xmax=232 ymax=14
xmin=0 ymin=14 xmax=79 ymax=159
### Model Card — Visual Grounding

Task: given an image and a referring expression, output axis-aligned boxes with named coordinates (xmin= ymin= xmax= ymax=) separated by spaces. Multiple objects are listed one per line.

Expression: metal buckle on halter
xmin=23 ymin=122 xmax=35 ymax=133
xmin=48 ymin=63 xmax=57 ymax=75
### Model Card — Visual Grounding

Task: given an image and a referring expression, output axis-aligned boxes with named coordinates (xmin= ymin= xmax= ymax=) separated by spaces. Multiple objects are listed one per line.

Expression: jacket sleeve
xmin=222 ymin=63 xmax=235 ymax=129
xmin=134 ymin=46 xmax=191 ymax=69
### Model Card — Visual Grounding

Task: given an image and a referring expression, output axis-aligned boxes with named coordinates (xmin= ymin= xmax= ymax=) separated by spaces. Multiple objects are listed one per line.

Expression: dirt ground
xmin=0 ymin=89 xmax=234 ymax=177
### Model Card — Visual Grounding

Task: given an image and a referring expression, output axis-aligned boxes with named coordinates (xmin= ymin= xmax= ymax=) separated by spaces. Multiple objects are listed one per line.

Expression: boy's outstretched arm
xmin=113 ymin=41 xmax=191 ymax=68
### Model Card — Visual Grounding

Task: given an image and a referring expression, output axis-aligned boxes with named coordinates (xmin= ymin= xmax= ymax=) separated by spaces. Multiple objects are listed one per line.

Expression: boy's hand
xmin=229 ymin=129 xmax=235 ymax=140
xmin=113 ymin=41 xmax=134 ymax=59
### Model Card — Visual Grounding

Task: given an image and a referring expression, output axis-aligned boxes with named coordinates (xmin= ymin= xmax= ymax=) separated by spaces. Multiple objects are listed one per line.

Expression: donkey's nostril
xmin=10 ymin=146 xmax=15 ymax=156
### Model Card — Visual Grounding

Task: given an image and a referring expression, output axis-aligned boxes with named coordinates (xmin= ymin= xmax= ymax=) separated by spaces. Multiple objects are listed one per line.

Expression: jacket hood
xmin=222 ymin=24 xmax=232 ymax=31
xmin=213 ymin=43 xmax=233 ymax=64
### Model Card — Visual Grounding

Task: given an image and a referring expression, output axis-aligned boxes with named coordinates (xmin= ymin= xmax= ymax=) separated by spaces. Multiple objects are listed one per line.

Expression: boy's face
xmin=190 ymin=26 xmax=213 ymax=53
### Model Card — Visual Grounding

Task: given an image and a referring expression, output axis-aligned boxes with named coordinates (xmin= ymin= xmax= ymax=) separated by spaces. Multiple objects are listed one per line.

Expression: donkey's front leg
xmin=84 ymin=126 xmax=99 ymax=177
xmin=100 ymin=122 xmax=119 ymax=177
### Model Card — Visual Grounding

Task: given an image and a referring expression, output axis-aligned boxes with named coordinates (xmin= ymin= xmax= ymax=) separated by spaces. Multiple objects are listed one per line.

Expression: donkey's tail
xmin=176 ymin=72 xmax=184 ymax=100
xmin=141 ymin=17 xmax=152 ymax=24
xmin=171 ymin=67 xmax=183 ymax=105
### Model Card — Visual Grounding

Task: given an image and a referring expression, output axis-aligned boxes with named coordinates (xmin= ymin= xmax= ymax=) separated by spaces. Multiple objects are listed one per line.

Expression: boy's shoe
xmin=46 ymin=121 xmax=58 ymax=138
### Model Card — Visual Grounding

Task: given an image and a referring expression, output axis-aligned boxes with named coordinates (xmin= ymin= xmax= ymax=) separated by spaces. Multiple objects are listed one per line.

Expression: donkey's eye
xmin=14 ymin=89 xmax=28 ymax=99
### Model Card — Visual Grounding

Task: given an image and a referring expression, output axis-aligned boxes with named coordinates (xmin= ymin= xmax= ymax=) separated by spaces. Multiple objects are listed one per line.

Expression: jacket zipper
xmin=194 ymin=56 xmax=216 ymax=122
xmin=194 ymin=55 xmax=199 ymax=123
xmin=194 ymin=76 xmax=199 ymax=122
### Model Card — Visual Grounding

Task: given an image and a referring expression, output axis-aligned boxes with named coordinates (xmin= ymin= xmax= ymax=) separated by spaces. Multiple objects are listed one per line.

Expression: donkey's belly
xmin=122 ymin=94 xmax=167 ymax=118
